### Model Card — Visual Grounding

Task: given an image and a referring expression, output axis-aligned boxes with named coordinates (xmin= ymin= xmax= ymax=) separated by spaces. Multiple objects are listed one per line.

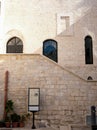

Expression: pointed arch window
xmin=85 ymin=36 xmax=93 ymax=64
xmin=6 ymin=37 xmax=23 ymax=53
xmin=43 ymin=39 xmax=58 ymax=62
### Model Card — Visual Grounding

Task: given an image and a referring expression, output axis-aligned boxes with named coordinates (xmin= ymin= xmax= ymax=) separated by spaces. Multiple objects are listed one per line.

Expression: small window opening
xmin=87 ymin=76 xmax=93 ymax=80
xmin=85 ymin=36 xmax=93 ymax=64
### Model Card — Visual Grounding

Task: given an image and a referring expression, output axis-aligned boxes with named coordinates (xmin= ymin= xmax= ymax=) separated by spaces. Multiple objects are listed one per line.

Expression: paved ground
xmin=23 ymin=128 xmax=56 ymax=130
xmin=0 ymin=127 xmax=58 ymax=130
xmin=0 ymin=125 xmax=92 ymax=130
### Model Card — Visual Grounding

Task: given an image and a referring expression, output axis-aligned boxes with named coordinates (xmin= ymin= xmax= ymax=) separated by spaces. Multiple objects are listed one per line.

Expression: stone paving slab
xmin=0 ymin=125 xmax=91 ymax=130
xmin=0 ymin=128 xmax=57 ymax=130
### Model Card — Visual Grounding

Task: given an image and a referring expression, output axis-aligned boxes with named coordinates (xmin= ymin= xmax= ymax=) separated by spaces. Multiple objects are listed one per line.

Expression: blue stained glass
xmin=43 ymin=40 xmax=57 ymax=62
xmin=44 ymin=45 xmax=56 ymax=55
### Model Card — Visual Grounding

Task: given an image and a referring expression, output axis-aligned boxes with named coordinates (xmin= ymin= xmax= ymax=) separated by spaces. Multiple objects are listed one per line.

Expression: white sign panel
xmin=29 ymin=106 xmax=39 ymax=111
xmin=28 ymin=88 xmax=40 ymax=112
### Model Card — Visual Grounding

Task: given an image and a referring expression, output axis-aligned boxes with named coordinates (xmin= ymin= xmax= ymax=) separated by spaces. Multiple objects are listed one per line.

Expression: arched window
xmin=43 ymin=39 xmax=58 ymax=62
xmin=6 ymin=37 xmax=23 ymax=53
xmin=85 ymin=36 xmax=93 ymax=64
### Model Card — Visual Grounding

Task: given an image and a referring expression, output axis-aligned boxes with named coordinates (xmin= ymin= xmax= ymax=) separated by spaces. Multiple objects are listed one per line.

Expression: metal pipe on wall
xmin=3 ymin=71 xmax=9 ymax=120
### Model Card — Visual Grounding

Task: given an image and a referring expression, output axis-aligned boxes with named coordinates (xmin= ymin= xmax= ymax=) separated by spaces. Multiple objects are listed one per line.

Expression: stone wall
xmin=0 ymin=54 xmax=97 ymax=128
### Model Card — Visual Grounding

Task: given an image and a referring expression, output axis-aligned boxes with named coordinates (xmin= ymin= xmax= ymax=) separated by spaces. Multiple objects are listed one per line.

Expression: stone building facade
xmin=0 ymin=0 xmax=97 ymax=129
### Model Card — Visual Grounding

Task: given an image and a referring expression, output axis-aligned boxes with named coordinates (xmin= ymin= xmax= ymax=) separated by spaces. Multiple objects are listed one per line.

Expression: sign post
xmin=28 ymin=88 xmax=40 ymax=129
xmin=91 ymin=106 xmax=97 ymax=130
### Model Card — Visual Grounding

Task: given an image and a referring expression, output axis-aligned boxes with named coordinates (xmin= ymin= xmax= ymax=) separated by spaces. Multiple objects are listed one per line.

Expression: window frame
xmin=85 ymin=35 xmax=93 ymax=64
xmin=43 ymin=39 xmax=58 ymax=62
xmin=6 ymin=37 xmax=23 ymax=53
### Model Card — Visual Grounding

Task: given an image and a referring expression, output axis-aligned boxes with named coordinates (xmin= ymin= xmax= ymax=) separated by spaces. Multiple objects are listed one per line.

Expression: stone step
xmin=69 ymin=125 xmax=91 ymax=130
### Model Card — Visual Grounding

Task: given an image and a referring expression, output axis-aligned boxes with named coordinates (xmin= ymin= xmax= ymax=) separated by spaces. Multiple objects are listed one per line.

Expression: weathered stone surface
xmin=0 ymin=1 xmax=97 ymax=129
xmin=0 ymin=0 xmax=97 ymax=66
xmin=0 ymin=54 xmax=97 ymax=128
